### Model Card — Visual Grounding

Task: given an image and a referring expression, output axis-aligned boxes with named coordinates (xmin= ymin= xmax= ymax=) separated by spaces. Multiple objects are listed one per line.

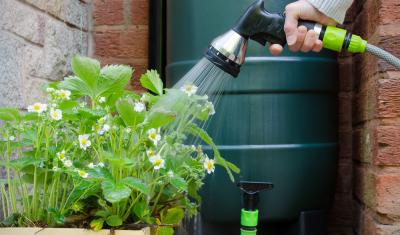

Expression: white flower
xmin=56 ymin=89 xmax=71 ymax=100
xmin=98 ymin=162 xmax=105 ymax=168
xmin=147 ymin=128 xmax=161 ymax=145
xmin=203 ymin=157 xmax=215 ymax=174
xmin=149 ymin=154 xmax=165 ymax=170
xmin=99 ymin=96 xmax=106 ymax=103
xmin=146 ymin=149 xmax=157 ymax=157
xmin=52 ymin=166 xmax=59 ymax=171
xmin=167 ymin=170 xmax=174 ymax=178
xmin=125 ymin=128 xmax=132 ymax=134
xmin=46 ymin=87 xmax=55 ymax=93
xmin=8 ymin=136 xmax=15 ymax=141
xmin=98 ymin=124 xmax=110 ymax=135
xmin=57 ymin=150 xmax=66 ymax=161
xmin=102 ymin=124 xmax=110 ymax=132
xmin=134 ymin=101 xmax=146 ymax=112
xmin=180 ymin=84 xmax=198 ymax=97
xmin=50 ymin=109 xmax=62 ymax=121
xmin=78 ymin=170 xmax=89 ymax=178
xmin=63 ymin=159 xmax=73 ymax=168
xmin=27 ymin=103 xmax=47 ymax=113
xmin=204 ymin=101 xmax=215 ymax=115
xmin=88 ymin=163 xmax=95 ymax=169
xmin=79 ymin=134 xmax=91 ymax=150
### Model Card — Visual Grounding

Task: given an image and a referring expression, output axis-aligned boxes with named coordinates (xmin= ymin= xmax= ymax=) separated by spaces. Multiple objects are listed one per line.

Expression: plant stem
xmin=6 ymin=141 xmax=17 ymax=213
xmin=1 ymin=185 xmax=10 ymax=217
xmin=0 ymin=185 xmax=7 ymax=219
xmin=151 ymin=185 xmax=164 ymax=214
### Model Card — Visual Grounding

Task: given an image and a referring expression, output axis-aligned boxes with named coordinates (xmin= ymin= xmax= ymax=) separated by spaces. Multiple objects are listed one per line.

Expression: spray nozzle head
xmin=204 ymin=0 xmax=287 ymax=77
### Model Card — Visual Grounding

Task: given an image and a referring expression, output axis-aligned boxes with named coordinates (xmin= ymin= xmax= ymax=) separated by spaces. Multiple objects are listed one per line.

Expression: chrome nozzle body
xmin=204 ymin=30 xmax=248 ymax=77
xmin=210 ymin=30 xmax=248 ymax=66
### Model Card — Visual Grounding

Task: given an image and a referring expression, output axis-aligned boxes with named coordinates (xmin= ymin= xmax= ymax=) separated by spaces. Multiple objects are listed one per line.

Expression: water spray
xmin=204 ymin=0 xmax=400 ymax=77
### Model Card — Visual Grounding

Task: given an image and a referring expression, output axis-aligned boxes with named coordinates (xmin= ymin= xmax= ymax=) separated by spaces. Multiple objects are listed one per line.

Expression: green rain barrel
xmin=165 ymin=0 xmax=337 ymax=232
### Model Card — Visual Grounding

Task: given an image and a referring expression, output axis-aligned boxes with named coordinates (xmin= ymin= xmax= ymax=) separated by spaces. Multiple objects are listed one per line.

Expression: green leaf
xmin=141 ymin=93 xmax=160 ymax=106
xmin=48 ymin=208 xmax=65 ymax=225
xmin=161 ymin=207 xmax=185 ymax=225
xmin=121 ymin=177 xmax=149 ymax=195
xmin=71 ymin=55 xmax=100 ymax=89
xmin=64 ymin=180 xmax=99 ymax=209
xmin=145 ymin=109 xmax=176 ymax=129
xmin=106 ymin=215 xmax=123 ymax=227
xmin=78 ymin=107 xmax=106 ymax=120
xmin=0 ymin=108 xmax=20 ymax=122
xmin=59 ymin=100 xmax=78 ymax=110
xmin=58 ymin=75 xmax=93 ymax=98
xmin=187 ymin=123 xmax=240 ymax=182
xmin=90 ymin=218 xmax=104 ymax=231
xmin=22 ymin=112 xmax=38 ymax=121
xmin=101 ymin=65 xmax=133 ymax=82
xmin=101 ymin=180 xmax=132 ymax=203
xmin=1 ymin=213 xmax=19 ymax=226
xmin=87 ymin=167 xmax=113 ymax=181
xmin=156 ymin=226 xmax=174 ymax=235
xmin=97 ymin=65 xmax=133 ymax=98
xmin=170 ymin=176 xmax=188 ymax=192
xmin=2 ymin=157 xmax=41 ymax=170
xmin=132 ymin=200 xmax=149 ymax=219
xmin=116 ymin=98 xmax=145 ymax=127
xmin=104 ymin=155 xmax=135 ymax=169
xmin=95 ymin=210 xmax=111 ymax=218
xmin=140 ymin=70 xmax=163 ymax=95
xmin=188 ymin=181 xmax=201 ymax=203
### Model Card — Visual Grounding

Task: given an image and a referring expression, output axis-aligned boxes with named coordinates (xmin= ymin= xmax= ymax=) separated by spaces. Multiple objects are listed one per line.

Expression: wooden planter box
xmin=0 ymin=227 xmax=151 ymax=235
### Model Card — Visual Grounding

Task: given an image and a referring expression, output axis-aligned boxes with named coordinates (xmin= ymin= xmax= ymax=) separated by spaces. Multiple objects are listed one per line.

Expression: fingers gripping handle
xmin=232 ymin=0 xmax=317 ymax=46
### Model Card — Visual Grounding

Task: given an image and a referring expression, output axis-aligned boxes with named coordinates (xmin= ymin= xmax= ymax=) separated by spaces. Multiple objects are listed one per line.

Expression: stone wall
xmin=0 ymin=0 xmax=90 ymax=108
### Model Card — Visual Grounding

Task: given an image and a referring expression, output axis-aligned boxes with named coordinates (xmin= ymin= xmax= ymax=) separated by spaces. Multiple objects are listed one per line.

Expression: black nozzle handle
xmin=233 ymin=0 xmax=318 ymax=46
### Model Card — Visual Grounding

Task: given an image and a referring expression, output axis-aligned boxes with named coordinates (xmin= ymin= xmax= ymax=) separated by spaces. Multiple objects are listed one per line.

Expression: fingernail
xmin=287 ymin=35 xmax=296 ymax=45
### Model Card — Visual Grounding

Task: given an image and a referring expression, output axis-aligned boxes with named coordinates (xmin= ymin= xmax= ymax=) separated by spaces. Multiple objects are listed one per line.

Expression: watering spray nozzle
xmin=205 ymin=0 xmax=285 ymax=77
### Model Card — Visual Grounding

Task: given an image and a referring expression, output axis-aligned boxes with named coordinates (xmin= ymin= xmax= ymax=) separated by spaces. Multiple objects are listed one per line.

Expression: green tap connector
xmin=320 ymin=25 xmax=367 ymax=53
xmin=241 ymin=209 xmax=259 ymax=227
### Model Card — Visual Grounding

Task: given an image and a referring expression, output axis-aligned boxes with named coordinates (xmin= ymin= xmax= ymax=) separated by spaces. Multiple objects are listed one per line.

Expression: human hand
xmin=269 ymin=0 xmax=337 ymax=55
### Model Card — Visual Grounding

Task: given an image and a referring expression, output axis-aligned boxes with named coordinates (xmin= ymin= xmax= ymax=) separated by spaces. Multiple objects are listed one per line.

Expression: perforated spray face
xmin=204 ymin=30 xmax=248 ymax=78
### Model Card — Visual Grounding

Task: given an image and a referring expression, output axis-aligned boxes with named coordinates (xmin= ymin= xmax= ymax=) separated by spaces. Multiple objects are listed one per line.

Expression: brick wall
xmin=0 ymin=0 xmax=90 ymax=108
xmin=92 ymin=0 xmax=148 ymax=91
xmin=338 ymin=0 xmax=400 ymax=234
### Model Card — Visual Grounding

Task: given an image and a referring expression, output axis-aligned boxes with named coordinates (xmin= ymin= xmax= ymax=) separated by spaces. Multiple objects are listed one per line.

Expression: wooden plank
xmin=0 ymin=227 xmax=151 ymax=235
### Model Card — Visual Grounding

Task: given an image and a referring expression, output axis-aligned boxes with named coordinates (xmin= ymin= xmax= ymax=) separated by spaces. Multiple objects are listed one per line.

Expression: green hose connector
xmin=321 ymin=25 xmax=367 ymax=53
xmin=348 ymin=35 xmax=367 ymax=53
xmin=322 ymin=26 xmax=347 ymax=52
xmin=241 ymin=228 xmax=257 ymax=235
xmin=241 ymin=209 xmax=259 ymax=227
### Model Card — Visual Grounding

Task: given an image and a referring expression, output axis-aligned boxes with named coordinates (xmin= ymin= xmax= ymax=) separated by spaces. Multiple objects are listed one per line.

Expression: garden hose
xmin=204 ymin=0 xmax=400 ymax=77
xmin=309 ymin=24 xmax=400 ymax=70
xmin=365 ymin=44 xmax=400 ymax=70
